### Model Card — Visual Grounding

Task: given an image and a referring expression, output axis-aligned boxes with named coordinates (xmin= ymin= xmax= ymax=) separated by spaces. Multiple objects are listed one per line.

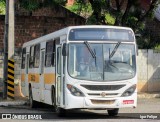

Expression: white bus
xmin=21 ymin=25 xmax=137 ymax=116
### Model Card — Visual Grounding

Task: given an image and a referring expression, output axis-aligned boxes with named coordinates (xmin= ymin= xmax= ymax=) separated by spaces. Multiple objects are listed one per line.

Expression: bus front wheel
xmin=107 ymin=108 xmax=119 ymax=116
xmin=56 ymin=107 xmax=66 ymax=117
xmin=51 ymin=87 xmax=66 ymax=116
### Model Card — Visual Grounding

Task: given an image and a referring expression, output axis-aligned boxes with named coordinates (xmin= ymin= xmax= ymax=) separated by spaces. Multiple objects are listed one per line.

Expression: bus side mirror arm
xmin=62 ymin=43 xmax=68 ymax=56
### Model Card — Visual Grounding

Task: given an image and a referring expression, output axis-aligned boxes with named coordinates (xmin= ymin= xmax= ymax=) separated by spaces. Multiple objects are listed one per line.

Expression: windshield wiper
xmin=109 ymin=42 xmax=121 ymax=59
xmin=84 ymin=41 xmax=96 ymax=58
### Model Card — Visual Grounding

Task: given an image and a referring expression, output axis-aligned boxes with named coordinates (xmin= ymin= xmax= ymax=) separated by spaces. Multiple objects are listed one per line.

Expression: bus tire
xmin=29 ymin=87 xmax=36 ymax=108
xmin=51 ymin=87 xmax=56 ymax=109
xmin=107 ymin=108 xmax=119 ymax=116
xmin=56 ymin=107 xmax=66 ymax=117
xmin=52 ymin=87 xmax=67 ymax=116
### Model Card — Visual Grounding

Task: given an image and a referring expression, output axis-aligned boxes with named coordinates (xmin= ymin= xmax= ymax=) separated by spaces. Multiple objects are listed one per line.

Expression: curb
xmin=138 ymin=93 xmax=160 ymax=99
xmin=0 ymin=100 xmax=28 ymax=107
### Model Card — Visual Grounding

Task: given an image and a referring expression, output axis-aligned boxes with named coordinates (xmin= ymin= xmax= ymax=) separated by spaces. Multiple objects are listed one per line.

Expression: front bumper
xmin=65 ymin=92 xmax=137 ymax=109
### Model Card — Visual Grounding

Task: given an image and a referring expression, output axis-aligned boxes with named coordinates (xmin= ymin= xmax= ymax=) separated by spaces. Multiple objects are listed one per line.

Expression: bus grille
xmin=91 ymin=100 xmax=115 ymax=105
xmin=81 ymin=85 xmax=125 ymax=91
xmin=87 ymin=93 xmax=118 ymax=96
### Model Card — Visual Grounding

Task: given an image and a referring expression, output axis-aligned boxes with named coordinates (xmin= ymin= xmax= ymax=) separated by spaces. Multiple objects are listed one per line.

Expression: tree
xmin=0 ymin=0 xmax=5 ymax=14
xmin=19 ymin=0 xmax=66 ymax=11
xmin=69 ymin=0 xmax=158 ymax=28
xmin=67 ymin=0 xmax=160 ymax=49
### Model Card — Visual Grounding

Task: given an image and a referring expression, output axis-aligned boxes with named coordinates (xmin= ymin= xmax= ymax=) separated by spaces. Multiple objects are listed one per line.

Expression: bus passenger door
xmin=55 ymin=45 xmax=63 ymax=107
xmin=21 ymin=48 xmax=27 ymax=97
xmin=39 ymin=50 xmax=45 ymax=101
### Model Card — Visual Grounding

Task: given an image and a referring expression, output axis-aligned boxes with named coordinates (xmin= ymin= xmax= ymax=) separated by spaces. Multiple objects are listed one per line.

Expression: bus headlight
xmin=121 ymin=84 xmax=136 ymax=97
xmin=67 ymin=84 xmax=85 ymax=97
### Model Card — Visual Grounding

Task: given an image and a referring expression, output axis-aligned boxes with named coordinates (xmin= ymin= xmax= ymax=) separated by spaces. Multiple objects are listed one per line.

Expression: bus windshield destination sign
xmin=69 ymin=28 xmax=134 ymax=41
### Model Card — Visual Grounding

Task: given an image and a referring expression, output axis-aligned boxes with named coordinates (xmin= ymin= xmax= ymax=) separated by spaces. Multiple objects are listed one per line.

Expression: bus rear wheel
xmin=29 ymin=87 xmax=36 ymax=108
xmin=52 ymin=88 xmax=57 ymax=111
xmin=107 ymin=109 xmax=119 ymax=116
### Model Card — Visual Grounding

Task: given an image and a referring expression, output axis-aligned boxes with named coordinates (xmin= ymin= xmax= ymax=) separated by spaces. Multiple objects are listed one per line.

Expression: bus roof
xmin=68 ymin=25 xmax=133 ymax=30
xmin=22 ymin=25 xmax=134 ymax=47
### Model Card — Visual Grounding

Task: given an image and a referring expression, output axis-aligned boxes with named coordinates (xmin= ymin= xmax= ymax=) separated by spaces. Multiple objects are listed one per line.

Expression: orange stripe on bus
xmin=28 ymin=73 xmax=40 ymax=83
xmin=21 ymin=74 xmax=25 ymax=82
xmin=44 ymin=73 xmax=55 ymax=84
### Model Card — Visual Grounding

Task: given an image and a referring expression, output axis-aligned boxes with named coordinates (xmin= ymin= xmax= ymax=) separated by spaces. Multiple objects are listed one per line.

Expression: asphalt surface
xmin=0 ymin=98 xmax=160 ymax=121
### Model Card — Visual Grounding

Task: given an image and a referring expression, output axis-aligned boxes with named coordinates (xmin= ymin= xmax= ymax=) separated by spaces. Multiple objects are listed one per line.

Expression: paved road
xmin=0 ymin=98 xmax=160 ymax=121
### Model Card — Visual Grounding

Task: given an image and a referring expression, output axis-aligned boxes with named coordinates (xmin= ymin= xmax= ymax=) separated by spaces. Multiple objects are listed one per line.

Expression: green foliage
xmin=19 ymin=0 xmax=67 ymax=11
xmin=86 ymin=15 xmax=97 ymax=25
xmin=53 ymin=0 xmax=66 ymax=5
xmin=0 ymin=0 xmax=5 ymax=14
xmin=105 ymin=13 xmax=115 ymax=25
xmin=136 ymin=28 xmax=160 ymax=49
xmin=126 ymin=16 xmax=138 ymax=29
xmin=19 ymin=0 xmax=40 ymax=11
xmin=66 ymin=1 xmax=92 ymax=18
xmin=154 ymin=44 xmax=160 ymax=50
xmin=66 ymin=2 xmax=80 ymax=13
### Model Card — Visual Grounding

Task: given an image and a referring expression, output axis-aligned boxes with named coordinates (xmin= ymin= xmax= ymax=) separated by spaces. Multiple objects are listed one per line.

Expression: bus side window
xmin=34 ymin=44 xmax=40 ymax=68
xmin=57 ymin=47 xmax=61 ymax=74
xmin=29 ymin=46 xmax=35 ymax=68
xmin=52 ymin=41 xmax=56 ymax=66
xmin=40 ymin=51 xmax=45 ymax=74
xmin=45 ymin=41 xmax=54 ymax=67
xmin=21 ymin=48 xmax=26 ymax=69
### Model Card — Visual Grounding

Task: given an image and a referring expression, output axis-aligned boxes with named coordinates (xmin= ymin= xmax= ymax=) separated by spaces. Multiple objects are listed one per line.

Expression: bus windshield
xmin=68 ymin=43 xmax=136 ymax=81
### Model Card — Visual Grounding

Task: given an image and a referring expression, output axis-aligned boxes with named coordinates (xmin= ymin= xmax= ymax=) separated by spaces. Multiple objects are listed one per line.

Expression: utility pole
xmin=8 ymin=0 xmax=15 ymax=59
xmin=3 ymin=0 xmax=15 ymax=99
xmin=3 ymin=0 xmax=9 ymax=99
xmin=8 ymin=0 xmax=15 ymax=100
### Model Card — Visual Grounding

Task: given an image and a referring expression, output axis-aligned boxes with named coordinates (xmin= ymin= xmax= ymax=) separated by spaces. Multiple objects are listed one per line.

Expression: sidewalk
xmin=0 ymin=92 xmax=160 ymax=107
xmin=137 ymin=92 xmax=160 ymax=99
xmin=0 ymin=96 xmax=28 ymax=107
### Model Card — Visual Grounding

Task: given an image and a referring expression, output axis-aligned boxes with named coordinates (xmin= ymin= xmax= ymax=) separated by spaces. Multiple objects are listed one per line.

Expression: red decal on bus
xmin=123 ymin=100 xmax=134 ymax=104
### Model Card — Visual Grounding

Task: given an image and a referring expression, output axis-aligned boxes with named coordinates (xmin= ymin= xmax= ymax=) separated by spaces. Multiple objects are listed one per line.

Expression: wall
xmin=0 ymin=6 xmax=85 ymax=48
xmin=137 ymin=50 xmax=160 ymax=92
